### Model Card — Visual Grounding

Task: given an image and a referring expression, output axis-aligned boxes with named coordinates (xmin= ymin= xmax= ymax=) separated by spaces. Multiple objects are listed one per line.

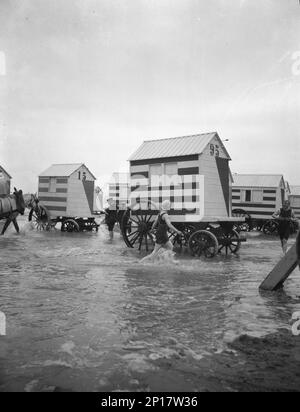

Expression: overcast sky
xmin=0 ymin=0 xmax=299 ymax=193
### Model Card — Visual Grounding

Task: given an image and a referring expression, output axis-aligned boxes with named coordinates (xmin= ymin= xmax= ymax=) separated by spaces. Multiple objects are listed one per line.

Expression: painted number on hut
xmin=210 ymin=144 xmax=220 ymax=157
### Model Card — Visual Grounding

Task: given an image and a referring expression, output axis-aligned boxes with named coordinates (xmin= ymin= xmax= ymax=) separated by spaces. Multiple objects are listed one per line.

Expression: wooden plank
xmin=259 ymin=243 xmax=298 ymax=291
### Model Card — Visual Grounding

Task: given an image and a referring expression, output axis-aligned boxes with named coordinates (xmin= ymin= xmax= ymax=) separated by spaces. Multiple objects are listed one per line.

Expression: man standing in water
xmin=104 ymin=198 xmax=119 ymax=241
xmin=272 ymin=200 xmax=298 ymax=255
xmin=141 ymin=200 xmax=182 ymax=263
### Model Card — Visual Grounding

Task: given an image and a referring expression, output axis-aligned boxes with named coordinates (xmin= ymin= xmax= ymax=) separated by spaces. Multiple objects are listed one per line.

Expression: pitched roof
xmin=0 ymin=165 xmax=12 ymax=179
xmin=39 ymin=163 xmax=96 ymax=180
xmin=129 ymin=132 xmax=231 ymax=161
xmin=232 ymin=174 xmax=284 ymax=188
xmin=290 ymin=186 xmax=300 ymax=196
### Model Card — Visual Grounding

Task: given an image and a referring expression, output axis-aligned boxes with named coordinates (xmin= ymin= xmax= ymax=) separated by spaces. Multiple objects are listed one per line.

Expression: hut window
xmin=49 ymin=177 xmax=56 ymax=193
xmin=164 ymin=163 xmax=178 ymax=185
xmin=165 ymin=163 xmax=177 ymax=176
xmin=150 ymin=164 xmax=162 ymax=186
xmin=252 ymin=190 xmax=263 ymax=203
xmin=245 ymin=190 xmax=252 ymax=202
xmin=293 ymin=198 xmax=300 ymax=207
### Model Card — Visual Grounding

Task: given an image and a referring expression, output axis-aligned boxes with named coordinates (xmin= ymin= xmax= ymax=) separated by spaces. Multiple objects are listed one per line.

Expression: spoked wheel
xmin=61 ymin=219 xmax=80 ymax=233
xmin=262 ymin=220 xmax=279 ymax=236
xmin=121 ymin=201 xmax=157 ymax=252
xmin=168 ymin=224 xmax=196 ymax=251
xmin=232 ymin=209 xmax=252 ymax=232
xmin=188 ymin=230 xmax=219 ymax=258
xmin=217 ymin=229 xmax=241 ymax=255
xmin=29 ymin=206 xmax=51 ymax=231
xmin=290 ymin=220 xmax=299 ymax=235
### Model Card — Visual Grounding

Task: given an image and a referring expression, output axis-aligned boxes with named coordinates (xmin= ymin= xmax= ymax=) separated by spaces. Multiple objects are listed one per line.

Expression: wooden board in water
xmin=259 ymin=244 xmax=298 ymax=291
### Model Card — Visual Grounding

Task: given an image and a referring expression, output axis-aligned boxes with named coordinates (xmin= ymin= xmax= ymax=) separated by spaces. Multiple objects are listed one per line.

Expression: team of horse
xmin=0 ymin=188 xmax=26 ymax=235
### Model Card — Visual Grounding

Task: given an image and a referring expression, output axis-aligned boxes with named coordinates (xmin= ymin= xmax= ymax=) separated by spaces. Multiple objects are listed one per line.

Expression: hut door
xmin=281 ymin=189 xmax=285 ymax=205
xmin=215 ymin=157 xmax=230 ymax=215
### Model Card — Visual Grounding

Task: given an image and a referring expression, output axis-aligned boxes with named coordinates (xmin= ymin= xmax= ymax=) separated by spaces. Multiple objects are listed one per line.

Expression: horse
xmin=0 ymin=188 xmax=26 ymax=235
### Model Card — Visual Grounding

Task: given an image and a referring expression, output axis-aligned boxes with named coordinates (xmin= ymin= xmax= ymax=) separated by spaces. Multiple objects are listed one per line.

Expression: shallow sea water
xmin=0 ymin=214 xmax=299 ymax=392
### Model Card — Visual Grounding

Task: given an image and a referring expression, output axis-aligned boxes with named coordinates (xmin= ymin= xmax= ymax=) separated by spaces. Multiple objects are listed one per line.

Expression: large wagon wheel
xmin=121 ymin=201 xmax=157 ymax=252
xmin=29 ymin=205 xmax=51 ymax=231
xmin=217 ymin=228 xmax=241 ymax=255
xmin=168 ymin=224 xmax=196 ymax=251
xmin=232 ymin=209 xmax=252 ymax=232
xmin=262 ymin=219 xmax=278 ymax=236
xmin=61 ymin=219 xmax=80 ymax=233
xmin=290 ymin=220 xmax=299 ymax=235
xmin=188 ymin=230 xmax=219 ymax=258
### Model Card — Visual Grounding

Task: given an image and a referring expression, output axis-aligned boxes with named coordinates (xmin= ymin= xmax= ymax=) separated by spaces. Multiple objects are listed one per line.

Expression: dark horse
xmin=0 ymin=188 xmax=26 ymax=235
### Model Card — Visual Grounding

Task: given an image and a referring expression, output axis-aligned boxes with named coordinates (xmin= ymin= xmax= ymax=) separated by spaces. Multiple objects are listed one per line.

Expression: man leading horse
xmin=0 ymin=187 xmax=26 ymax=235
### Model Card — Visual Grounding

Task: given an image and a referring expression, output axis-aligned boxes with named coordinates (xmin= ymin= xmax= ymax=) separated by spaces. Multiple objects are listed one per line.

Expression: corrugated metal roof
xmin=232 ymin=174 xmax=284 ymax=188
xmin=290 ymin=186 xmax=300 ymax=196
xmin=129 ymin=132 xmax=231 ymax=161
xmin=0 ymin=165 xmax=12 ymax=179
xmin=39 ymin=163 xmax=96 ymax=179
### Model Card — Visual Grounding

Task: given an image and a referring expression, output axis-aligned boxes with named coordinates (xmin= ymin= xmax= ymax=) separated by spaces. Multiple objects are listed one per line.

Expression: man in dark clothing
xmin=104 ymin=198 xmax=118 ymax=241
xmin=273 ymin=201 xmax=297 ymax=254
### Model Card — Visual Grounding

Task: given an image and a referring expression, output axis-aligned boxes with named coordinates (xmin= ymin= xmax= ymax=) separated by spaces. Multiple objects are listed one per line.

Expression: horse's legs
xmin=1 ymin=218 xmax=12 ymax=235
xmin=12 ymin=219 xmax=20 ymax=233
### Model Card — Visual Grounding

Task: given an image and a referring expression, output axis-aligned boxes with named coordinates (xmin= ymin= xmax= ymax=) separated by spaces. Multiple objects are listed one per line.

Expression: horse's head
xmin=26 ymin=193 xmax=39 ymax=209
xmin=13 ymin=187 xmax=25 ymax=215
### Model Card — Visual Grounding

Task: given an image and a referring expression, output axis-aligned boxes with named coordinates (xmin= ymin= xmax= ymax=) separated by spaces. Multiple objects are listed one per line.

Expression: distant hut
xmin=232 ymin=174 xmax=286 ymax=219
xmin=289 ymin=186 xmax=300 ymax=220
xmin=128 ymin=132 xmax=233 ymax=221
xmin=0 ymin=165 xmax=12 ymax=196
xmin=108 ymin=172 xmax=131 ymax=210
xmin=38 ymin=163 xmax=97 ymax=217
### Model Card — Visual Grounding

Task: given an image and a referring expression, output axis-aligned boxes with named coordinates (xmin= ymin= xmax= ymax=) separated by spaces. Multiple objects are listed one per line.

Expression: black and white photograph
xmin=0 ymin=0 xmax=300 ymax=394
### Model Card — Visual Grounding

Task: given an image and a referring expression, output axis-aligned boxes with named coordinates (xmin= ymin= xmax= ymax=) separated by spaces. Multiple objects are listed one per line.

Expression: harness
xmin=0 ymin=196 xmax=15 ymax=220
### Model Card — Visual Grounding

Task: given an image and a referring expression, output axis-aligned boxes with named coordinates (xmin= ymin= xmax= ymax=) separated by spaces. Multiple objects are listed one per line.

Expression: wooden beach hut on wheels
xmin=0 ymin=165 xmax=12 ymax=196
xmin=231 ymin=174 xmax=288 ymax=233
xmin=289 ymin=186 xmax=300 ymax=220
xmin=119 ymin=132 xmax=246 ymax=257
xmin=28 ymin=163 xmax=100 ymax=232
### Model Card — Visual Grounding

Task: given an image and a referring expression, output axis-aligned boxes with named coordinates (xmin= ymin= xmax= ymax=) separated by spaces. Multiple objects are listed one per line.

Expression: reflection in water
xmin=0 ymin=215 xmax=300 ymax=391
